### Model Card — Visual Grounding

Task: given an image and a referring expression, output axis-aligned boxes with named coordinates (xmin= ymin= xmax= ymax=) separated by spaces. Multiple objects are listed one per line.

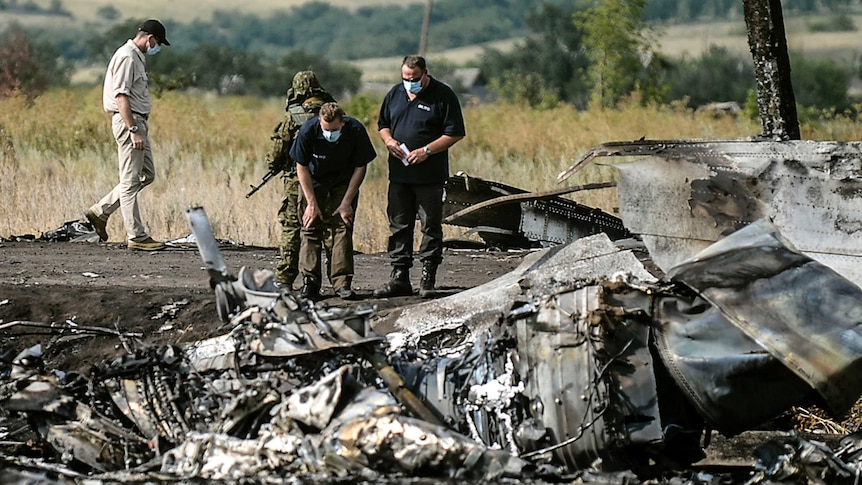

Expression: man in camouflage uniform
xmin=266 ymin=71 xmax=336 ymax=287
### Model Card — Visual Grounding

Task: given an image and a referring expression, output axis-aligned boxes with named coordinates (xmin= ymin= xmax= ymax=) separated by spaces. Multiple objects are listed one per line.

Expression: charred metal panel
xmin=610 ymin=139 xmax=862 ymax=287
xmin=444 ymin=173 xmax=627 ymax=247
xmin=520 ymin=198 xmax=630 ymax=244
xmin=444 ymin=173 xmax=525 ymax=232
xmin=669 ymin=219 xmax=862 ymax=417
xmin=514 ymin=286 xmax=663 ymax=470
xmin=385 ymin=232 xmax=658 ymax=340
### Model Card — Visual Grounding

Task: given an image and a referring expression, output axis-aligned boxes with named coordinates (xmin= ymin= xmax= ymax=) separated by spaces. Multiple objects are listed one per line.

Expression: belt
xmin=113 ymin=111 xmax=149 ymax=120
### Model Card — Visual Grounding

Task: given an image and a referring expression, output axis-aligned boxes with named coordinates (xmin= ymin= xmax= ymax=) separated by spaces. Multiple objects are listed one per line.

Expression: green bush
xmin=807 ymin=15 xmax=856 ymax=32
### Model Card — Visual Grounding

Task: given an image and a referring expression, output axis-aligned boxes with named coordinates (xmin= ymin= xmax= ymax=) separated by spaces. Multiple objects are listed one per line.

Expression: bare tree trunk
xmin=419 ymin=0 xmax=433 ymax=57
xmin=742 ymin=0 xmax=800 ymax=140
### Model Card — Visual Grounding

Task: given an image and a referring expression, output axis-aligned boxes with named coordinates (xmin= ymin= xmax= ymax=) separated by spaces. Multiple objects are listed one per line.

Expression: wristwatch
xmin=129 ymin=125 xmax=139 ymax=133
xmin=423 ymin=146 xmax=432 ymax=155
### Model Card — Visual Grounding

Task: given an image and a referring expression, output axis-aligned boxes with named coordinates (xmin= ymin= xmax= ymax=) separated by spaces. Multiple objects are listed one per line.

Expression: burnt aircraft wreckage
xmin=6 ymin=206 xmax=862 ymax=484
xmin=6 ymin=1 xmax=862 ymax=484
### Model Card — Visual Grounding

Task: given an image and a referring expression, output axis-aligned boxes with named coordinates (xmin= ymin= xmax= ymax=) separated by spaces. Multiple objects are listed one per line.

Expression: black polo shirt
xmin=377 ymin=76 xmax=466 ymax=184
xmin=290 ymin=115 xmax=376 ymax=191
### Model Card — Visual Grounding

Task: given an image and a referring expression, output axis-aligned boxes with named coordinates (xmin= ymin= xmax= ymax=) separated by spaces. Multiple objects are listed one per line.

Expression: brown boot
xmin=127 ymin=236 xmax=165 ymax=251
xmin=419 ymin=263 xmax=438 ymax=298
xmin=373 ymin=267 xmax=412 ymax=297
xmin=85 ymin=209 xmax=109 ymax=242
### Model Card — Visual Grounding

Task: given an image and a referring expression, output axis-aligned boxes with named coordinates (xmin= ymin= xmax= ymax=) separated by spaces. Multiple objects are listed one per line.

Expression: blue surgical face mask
xmin=322 ymin=128 xmax=341 ymax=143
xmin=402 ymin=79 xmax=422 ymax=94
xmin=146 ymin=38 xmax=161 ymax=56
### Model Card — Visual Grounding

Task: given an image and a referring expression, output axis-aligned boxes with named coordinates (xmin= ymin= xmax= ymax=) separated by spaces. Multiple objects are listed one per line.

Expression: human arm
xmin=115 ymin=94 xmax=145 ymax=150
xmin=333 ymin=165 xmax=367 ymax=227
xmin=297 ymin=164 xmax=323 ymax=229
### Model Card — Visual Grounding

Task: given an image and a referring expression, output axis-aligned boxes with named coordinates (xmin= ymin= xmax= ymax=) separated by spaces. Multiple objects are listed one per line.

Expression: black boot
xmin=373 ymin=267 xmax=412 ymax=297
xmin=300 ymin=276 xmax=320 ymax=300
xmin=419 ymin=263 xmax=438 ymax=298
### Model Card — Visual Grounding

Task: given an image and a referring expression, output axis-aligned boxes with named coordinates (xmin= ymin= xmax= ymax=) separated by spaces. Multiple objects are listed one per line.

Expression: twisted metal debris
xmin=4 ymin=211 xmax=862 ymax=484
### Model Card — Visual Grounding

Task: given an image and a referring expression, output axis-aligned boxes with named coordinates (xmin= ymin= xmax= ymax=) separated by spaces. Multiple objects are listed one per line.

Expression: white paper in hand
xmin=399 ymin=143 xmax=410 ymax=166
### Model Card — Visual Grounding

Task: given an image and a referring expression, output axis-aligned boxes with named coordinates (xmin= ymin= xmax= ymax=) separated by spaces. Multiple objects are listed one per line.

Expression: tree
xmin=488 ymin=72 xmax=560 ymax=109
xmin=146 ymin=45 xmax=265 ymax=95
xmin=665 ymin=45 xmax=755 ymax=108
xmin=479 ymin=3 xmax=591 ymax=108
xmin=575 ymin=0 xmax=662 ymax=108
xmin=87 ymin=18 xmax=147 ymax=64
xmin=0 ymin=26 xmax=68 ymax=99
xmin=263 ymin=50 xmax=361 ymax=99
xmin=791 ymin=54 xmax=852 ymax=112
xmin=96 ymin=5 xmax=121 ymax=21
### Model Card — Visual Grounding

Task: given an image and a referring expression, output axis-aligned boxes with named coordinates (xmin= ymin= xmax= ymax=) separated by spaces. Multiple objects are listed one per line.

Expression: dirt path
xmin=0 ymin=240 xmax=526 ymax=371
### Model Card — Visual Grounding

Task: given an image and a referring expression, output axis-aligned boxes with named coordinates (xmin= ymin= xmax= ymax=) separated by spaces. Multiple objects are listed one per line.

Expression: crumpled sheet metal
xmin=668 ymin=218 xmax=862 ymax=419
xmin=250 ymin=305 xmax=382 ymax=358
xmin=323 ymin=412 xmax=526 ymax=479
xmin=653 ymin=291 xmax=812 ymax=436
xmin=747 ymin=432 xmax=862 ymax=484
xmin=0 ymin=467 xmax=78 ymax=485
xmin=161 ymin=430 xmax=302 ymax=480
xmin=11 ymin=214 xmax=862 ymax=482
xmin=283 ymin=365 xmax=351 ymax=429
xmin=183 ymin=295 xmax=383 ymax=373
xmin=6 ymin=376 xmax=152 ymax=472
xmin=384 ymin=232 xmax=658 ymax=345
xmin=154 ymin=363 xmax=524 ymax=482
xmin=609 ymin=139 xmax=862 ymax=287
xmin=513 ymin=285 xmax=665 ymax=471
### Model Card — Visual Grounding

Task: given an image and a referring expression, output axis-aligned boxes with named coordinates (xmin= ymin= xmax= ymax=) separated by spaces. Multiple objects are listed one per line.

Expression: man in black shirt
xmin=291 ymin=102 xmax=376 ymax=300
xmin=374 ymin=55 xmax=466 ymax=298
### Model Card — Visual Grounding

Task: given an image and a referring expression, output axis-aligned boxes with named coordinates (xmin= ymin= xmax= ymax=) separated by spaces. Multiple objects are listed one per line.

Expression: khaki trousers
xmin=90 ymin=113 xmax=155 ymax=241
xmin=299 ymin=183 xmax=356 ymax=291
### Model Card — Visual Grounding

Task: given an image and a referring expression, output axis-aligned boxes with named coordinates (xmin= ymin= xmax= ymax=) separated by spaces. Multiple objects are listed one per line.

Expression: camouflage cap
xmin=285 ymin=70 xmax=334 ymax=111
xmin=292 ymin=71 xmax=322 ymax=94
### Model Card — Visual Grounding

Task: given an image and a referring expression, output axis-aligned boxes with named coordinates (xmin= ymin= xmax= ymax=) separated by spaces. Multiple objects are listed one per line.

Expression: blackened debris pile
xmin=4 ymin=217 xmax=862 ymax=484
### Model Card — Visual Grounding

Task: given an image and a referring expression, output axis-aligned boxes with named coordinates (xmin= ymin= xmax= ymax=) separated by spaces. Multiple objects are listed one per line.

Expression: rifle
xmin=246 ymin=168 xmax=280 ymax=198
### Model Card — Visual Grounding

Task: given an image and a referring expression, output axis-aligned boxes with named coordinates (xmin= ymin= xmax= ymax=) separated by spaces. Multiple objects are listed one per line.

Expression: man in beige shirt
xmin=85 ymin=19 xmax=170 ymax=251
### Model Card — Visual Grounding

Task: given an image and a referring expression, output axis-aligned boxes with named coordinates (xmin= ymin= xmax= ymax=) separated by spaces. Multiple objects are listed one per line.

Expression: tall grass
xmin=3 ymin=87 xmax=859 ymax=253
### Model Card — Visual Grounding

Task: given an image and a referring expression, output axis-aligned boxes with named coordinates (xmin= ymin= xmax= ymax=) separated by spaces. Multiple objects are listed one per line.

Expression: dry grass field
xmin=0 ymin=88 xmax=753 ymax=250
xmin=5 ymin=4 xmax=862 ymax=252
xmin=657 ymin=14 xmax=862 ymax=63
xmin=9 ymin=86 xmax=859 ymax=253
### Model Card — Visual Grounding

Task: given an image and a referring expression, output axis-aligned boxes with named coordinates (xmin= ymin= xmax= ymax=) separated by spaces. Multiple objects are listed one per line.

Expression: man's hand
xmin=333 ymin=204 xmax=355 ymax=227
xmin=302 ymin=203 xmax=323 ymax=229
xmin=406 ymin=147 xmax=431 ymax=165
xmin=385 ymin=138 xmax=404 ymax=159
xmin=131 ymin=132 xmax=145 ymax=150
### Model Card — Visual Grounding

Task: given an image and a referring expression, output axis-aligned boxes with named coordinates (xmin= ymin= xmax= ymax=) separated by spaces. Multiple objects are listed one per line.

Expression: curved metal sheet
xmin=668 ymin=219 xmax=862 ymax=416
xmin=611 ymin=139 xmax=862 ymax=287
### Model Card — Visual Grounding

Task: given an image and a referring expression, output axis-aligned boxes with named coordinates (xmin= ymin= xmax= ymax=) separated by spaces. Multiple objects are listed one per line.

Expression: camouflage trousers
xmin=275 ymin=171 xmax=301 ymax=286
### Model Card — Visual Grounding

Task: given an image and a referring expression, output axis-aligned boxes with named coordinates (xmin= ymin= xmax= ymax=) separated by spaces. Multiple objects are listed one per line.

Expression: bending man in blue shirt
xmin=290 ymin=102 xmax=376 ymax=300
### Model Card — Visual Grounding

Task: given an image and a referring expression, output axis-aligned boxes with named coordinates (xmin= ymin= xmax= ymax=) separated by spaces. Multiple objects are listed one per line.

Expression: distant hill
xmin=4 ymin=0 xmax=860 ymax=86
xmin=1 ymin=0 xmax=425 ymax=26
